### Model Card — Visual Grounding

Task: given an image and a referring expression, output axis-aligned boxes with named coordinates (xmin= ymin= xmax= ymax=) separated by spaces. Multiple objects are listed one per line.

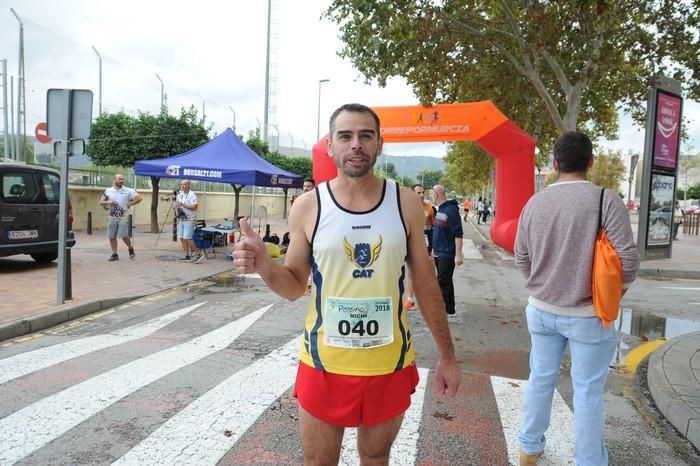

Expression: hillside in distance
xmin=377 ymin=154 xmax=445 ymax=180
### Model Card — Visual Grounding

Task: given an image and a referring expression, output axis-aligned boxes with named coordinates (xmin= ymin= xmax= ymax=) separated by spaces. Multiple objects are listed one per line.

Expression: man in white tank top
xmin=233 ymin=103 xmax=461 ymax=465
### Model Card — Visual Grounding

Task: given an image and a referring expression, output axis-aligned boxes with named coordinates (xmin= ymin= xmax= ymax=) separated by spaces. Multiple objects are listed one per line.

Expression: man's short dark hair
xmin=304 ymin=178 xmax=315 ymax=185
xmin=329 ymin=103 xmax=381 ymax=136
xmin=553 ymin=131 xmax=593 ymax=173
xmin=413 ymin=183 xmax=423 ymax=190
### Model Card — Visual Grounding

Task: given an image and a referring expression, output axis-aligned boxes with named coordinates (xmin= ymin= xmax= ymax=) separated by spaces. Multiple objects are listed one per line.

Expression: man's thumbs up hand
xmin=233 ymin=218 xmax=266 ymax=273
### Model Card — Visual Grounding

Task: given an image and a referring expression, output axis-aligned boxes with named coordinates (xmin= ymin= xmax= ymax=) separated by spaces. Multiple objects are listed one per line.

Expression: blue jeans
xmin=519 ymin=305 xmax=617 ymax=466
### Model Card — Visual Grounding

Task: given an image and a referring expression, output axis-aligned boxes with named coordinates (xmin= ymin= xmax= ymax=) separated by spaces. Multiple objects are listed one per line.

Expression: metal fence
xmin=682 ymin=213 xmax=700 ymax=235
xmin=67 ymin=167 xmax=289 ymax=195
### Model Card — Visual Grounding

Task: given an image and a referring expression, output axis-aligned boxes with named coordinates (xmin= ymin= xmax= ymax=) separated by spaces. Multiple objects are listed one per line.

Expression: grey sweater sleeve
xmin=514 ymin=204 xmax=531 ymax=278
xmin=603 ymin=191 xmax=640 ymax=285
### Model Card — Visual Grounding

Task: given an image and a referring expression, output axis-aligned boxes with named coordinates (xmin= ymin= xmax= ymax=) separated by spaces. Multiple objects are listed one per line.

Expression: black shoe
xmin=177 ymin=256 xmax=191 ymax=261
xmin=108 ymin=254 xmax=119 ymax=261
xmin=446 ymin=309 xmax=456 ymax=315
xmin=128 ymin=247 xmax=135 ymax=259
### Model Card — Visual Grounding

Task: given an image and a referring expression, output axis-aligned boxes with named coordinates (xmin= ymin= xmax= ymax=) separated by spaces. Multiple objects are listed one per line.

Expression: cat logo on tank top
xmin=343 ymin=235 xmax=382 ymax=278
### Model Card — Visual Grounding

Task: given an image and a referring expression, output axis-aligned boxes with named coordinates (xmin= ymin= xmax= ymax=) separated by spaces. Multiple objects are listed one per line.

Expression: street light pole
xmin=628 ymin=154 xmax=639 ymax=208
xmin=288 ymin=132 xmax=294 ymax=155
xmin=228 ymin=106 xmax=236 ymax=133
xmin=155 ymin=73 xmax=164 ymax=112
xmin=91 ymin=46 xmax=102 ymax=116
xmin=263 ymin=0 xmax=272 ymax=143
xmin=317 ymin=78 xmax=329 ymax=140
xmin=271 ymin=124 xmax=280 ymax=151
xmin=11 ymin=8 xmax=23 ymax=162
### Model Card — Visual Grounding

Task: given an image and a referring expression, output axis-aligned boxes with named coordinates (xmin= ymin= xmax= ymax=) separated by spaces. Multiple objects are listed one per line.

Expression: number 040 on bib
xmin=323 ymin=296 xmax=395 ymax=349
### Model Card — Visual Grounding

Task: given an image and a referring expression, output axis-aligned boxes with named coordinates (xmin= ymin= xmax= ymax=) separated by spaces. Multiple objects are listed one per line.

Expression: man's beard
xmin=339 ymin=152 xmax=377 ymax=178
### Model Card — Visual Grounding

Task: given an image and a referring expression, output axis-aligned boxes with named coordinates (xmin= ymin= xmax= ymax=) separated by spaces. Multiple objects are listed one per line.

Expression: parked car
xmin=650 ymin=205 xmax=673 ymax=225
xmin=684 ymin=205 xmax=699 ymax=215
xmin=0 ymin=163 xmax=75 ymax=263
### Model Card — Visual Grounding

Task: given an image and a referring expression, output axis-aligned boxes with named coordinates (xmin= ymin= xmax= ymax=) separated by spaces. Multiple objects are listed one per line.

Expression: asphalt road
xmin=0 ymin=227 xmax=695 ymax=465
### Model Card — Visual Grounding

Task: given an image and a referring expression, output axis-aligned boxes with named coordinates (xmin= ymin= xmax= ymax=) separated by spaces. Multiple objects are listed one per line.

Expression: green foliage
xmin=86 ymin=107 xmax=209 ymax=232
xmin=442 ymin=142 xmax=492 ymax=194
xmin=588 ymin=150 xmax=626 ymax=190
xmin=245 ymin=129 xmax=312 ymax=179
xmin=418 ymin=169 xmax=443 ymax=189
xmin=325 ymin=0 xmax=700 ymax=163
xmin=544 ymin=171 xmax=558 ymax=186
xmin=680 ymin=183 xmax=700 ymax=200
xmin=87 ymin=107 xmax=209 ymax=167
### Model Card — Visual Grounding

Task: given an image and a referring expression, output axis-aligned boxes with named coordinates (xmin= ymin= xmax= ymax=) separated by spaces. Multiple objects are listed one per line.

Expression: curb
xmin=638 ymin=269 xmax=700 ymax=280
xmin=0 ymin=295 xmax=144 ymax=343
xmin=647 ymin=332 xmax=700 ymax=452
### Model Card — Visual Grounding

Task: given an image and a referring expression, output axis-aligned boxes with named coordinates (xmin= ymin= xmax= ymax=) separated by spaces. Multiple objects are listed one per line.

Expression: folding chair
xmin=192 ymin=228 xmax=215 ymax=259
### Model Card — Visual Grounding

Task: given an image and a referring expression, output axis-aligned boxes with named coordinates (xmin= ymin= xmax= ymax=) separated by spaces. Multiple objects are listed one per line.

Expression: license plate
xmin=8 ymin=230 xmax=39 ymax=240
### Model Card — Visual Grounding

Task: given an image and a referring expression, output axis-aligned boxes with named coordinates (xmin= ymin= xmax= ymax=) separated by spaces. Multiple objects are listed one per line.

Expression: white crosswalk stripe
xmin=0 ymin=302 xmax=585 ymax=466
xmin=0 ymin=302 xmax=205 ymax=385
xmin=0 ymin=304 xmax=272 ymax=464
xmin=114 ymin=337 xmax=300 ymax=466
xmin=338 ymin=367 xmax=429 ymax=466
xmin=491 ymin=376 xmax=575 ymax=465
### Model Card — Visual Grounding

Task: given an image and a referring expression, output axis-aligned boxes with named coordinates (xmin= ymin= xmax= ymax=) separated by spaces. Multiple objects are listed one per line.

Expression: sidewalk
xmin=469 ymin=214 xmax=700 ymax=452
xmin=0 ymin=214 xmax=290 ymax=341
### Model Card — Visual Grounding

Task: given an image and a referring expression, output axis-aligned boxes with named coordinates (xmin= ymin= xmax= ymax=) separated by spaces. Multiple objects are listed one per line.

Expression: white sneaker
xmin=194 ymin=254 xmax=207 ymax=264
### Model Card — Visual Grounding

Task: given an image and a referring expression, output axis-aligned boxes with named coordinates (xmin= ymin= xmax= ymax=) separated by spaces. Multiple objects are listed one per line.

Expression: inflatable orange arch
xmin=312 ymin=101 xmax=536 ymax=253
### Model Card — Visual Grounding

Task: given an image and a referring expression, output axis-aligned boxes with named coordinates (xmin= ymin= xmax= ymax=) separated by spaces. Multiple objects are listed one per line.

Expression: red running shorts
xmin=293 ymin=361 xmax=420 ymax=427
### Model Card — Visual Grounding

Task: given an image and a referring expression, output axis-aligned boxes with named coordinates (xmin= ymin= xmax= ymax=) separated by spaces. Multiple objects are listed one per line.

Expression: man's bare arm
xmin=400 ymin=188 xmax=460 ymax=396
xmin=234 ymin=191 xmax=314 ymax=300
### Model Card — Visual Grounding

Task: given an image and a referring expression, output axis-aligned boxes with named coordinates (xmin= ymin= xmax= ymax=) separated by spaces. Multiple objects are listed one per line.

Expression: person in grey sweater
xmin=514 ymin=131 xmax=640 ymax=466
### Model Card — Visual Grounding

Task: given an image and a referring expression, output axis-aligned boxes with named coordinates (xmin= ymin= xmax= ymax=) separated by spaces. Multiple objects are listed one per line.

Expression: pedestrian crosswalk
xmin=0 ymin=301 xmax=578 ymax=466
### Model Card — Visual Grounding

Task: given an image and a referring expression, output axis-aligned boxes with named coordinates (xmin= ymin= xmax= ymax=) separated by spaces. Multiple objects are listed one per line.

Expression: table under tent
xmin=134 ymin=128 xmax=303 ymax=256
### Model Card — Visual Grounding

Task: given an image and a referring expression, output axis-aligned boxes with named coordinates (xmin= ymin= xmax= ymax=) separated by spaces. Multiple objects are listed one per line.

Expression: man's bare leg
xmin=357 ymin=413 xmax=404 ymax=466
xmin=299 ymin=405 xmax=344 ymax=465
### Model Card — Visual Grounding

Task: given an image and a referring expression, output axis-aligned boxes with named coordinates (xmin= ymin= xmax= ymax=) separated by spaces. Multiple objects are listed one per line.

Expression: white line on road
xmin=339 ymin=367 xmax=429 ymax=466
xmin=656 ymin=287 xmax=700 ymax=291
xmin=0 ymin=304 xmax=273 ymax=465
xmin=113 ymin=337 xmax=301 ymax=466
xmin=491 ymin=376 xmax=574 ymax=466
xmin=0 ymin=302 xmax=205 ymax=385
xmin=463 ymin=240 xmax=484 ymax=260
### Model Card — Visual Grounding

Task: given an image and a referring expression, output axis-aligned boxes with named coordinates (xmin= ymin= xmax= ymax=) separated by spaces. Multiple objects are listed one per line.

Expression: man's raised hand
xmin=233 ymin=218 xmax=267 ymax=273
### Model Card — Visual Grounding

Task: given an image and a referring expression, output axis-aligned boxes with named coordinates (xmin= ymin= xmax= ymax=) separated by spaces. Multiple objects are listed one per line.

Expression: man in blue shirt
xmin=430 ymin=185 xmax=463 ymax=315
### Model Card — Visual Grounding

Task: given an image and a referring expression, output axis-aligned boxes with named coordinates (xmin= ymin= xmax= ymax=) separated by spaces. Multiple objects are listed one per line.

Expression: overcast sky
xmin=1 ymin=0 xmax=698 ymax=161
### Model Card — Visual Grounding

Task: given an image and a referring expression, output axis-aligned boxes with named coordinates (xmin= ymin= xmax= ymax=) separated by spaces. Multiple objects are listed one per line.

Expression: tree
xmin=244 ymin=129 xmax=313 ymax=219
xmin=86 ymin=107 xmax=209 ymax=232
xmin=325 ymin=1 xmax=700 ymax=168
xmin=587 ymin=150 xmax=626 ymax=191
xmin=679 ymin=155 xmax=700 ymax=200
xmin=442 ymin=142 xmax=492 ymax=194
xmin=543 ymin=150 xmax=626 ymax=190
xmin=418 ymin=169 xmax=444 ymax=189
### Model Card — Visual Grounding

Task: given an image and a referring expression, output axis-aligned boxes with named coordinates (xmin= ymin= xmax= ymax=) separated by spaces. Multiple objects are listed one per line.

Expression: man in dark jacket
xmin=431 ymin=185 xmax=464 ymax=315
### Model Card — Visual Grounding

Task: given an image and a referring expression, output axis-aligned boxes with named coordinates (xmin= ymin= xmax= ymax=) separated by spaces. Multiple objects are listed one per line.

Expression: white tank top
xmin=299 ymin=178 xmax=415 ymax=376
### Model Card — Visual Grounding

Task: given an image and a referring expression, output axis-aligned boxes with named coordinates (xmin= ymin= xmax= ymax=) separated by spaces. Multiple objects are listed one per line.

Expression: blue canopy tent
xmin=135 ymin=128 xmax=303 ymax=223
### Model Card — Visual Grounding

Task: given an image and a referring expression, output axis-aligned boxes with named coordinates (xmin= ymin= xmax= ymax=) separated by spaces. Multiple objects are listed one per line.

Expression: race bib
xmin=324 ymin=296 xmax=394 ymax=349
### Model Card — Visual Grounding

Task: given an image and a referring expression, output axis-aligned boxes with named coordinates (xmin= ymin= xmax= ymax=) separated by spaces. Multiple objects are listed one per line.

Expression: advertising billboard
xmin=646 ymin=173 xmax=675 ymax=247
xmin=652 ymin=90 xmax=682 ymax=170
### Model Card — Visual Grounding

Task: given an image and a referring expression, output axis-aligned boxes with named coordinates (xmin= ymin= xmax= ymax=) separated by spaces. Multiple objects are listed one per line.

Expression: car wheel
xmin=30 ymin=252 xmax=58 ymax=263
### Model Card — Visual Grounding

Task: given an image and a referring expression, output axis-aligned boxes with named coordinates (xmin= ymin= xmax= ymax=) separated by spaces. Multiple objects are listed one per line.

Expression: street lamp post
xmin=91 ymin=46 xmax=102 ymax=116
xmin=228 ymin=106 xmax=236 ymax=133
xmin=288 ymin=132 xmax=294 ymax=156
xmin=627 ymin=154 xmax=639 ymax=208
xmin=271 ymin=124 xmax=280 ymax=151
xmin=317 ymin=79 xmax=329 ymax=140
xmin=155 ymin=73 xmax=164 ymax=112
